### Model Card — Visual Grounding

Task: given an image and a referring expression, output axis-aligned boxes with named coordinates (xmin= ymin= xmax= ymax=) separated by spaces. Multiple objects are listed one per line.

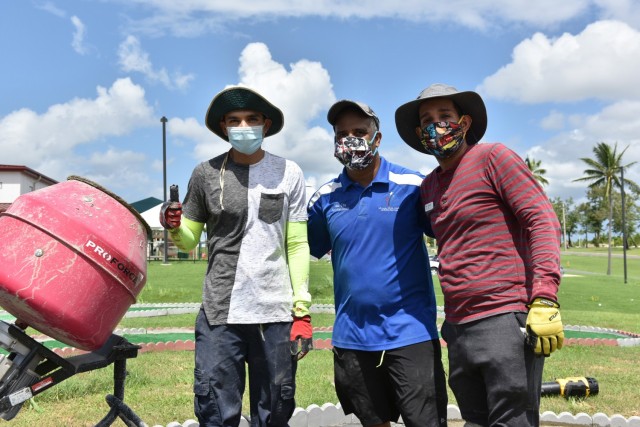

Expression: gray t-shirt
xmin=183 ymin=151 xmax=307 ymax=325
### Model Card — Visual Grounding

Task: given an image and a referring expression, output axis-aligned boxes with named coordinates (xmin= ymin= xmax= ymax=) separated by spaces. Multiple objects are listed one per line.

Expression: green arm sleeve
xmin=287 ymin=221 xmax=311 ymax=317
xmin=168 ymin=217 xmax=204 ymax=252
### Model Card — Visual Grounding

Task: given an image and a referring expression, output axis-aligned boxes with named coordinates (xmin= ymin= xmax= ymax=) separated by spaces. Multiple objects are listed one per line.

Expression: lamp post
xmin=620 ymin=166 xmax=627 ymax=284
xmin=562 ymin=202 xmax=568 ymax=251
xmin=161 ymin=116 xmax=168 ymax=265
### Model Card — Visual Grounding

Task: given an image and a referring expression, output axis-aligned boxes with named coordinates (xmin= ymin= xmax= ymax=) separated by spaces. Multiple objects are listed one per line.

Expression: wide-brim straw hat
xmin=205 ymin=86 xmax=284 ymax=141
xmin=395 ymin=83 xmax=487 ymax=154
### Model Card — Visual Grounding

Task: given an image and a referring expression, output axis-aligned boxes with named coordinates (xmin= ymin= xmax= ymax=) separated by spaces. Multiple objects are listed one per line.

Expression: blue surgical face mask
xmin=227 ymin=125 xmax=264 ymax=155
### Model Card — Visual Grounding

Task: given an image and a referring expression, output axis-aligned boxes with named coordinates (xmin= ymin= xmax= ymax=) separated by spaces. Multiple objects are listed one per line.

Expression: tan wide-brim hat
xmin=205 ymin=86 xmax=284 ymax=141
xmin=394 ymin=83 xmax=487 ymax=154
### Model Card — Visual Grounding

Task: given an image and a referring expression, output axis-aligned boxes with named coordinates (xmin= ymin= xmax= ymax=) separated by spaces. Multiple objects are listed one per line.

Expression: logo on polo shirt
xmin=331 ymin=202 xmax=349 ymax=211
xmin=379 ymin=191 xmax=399 ymax=212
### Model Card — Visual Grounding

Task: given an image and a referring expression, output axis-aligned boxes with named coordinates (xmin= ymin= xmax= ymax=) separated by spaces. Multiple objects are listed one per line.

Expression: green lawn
xmin=138 ymin=257 xmax=337 ymax=305
xmin=4 ymin=250 xmax=640 ymax=425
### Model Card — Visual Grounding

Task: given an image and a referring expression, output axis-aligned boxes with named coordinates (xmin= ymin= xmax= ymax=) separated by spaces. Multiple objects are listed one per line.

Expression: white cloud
xmin=594 ymin=0 xmax=640 ymax=28
xmin=525 ymin=100 xmax=640 ymax=202
xmin=540 ymin=110 xmax=566 ymax=131
xmin=168 ymin=42 xmax=340 ymax=188
xmin=70 ymin=16 xmax=88 ymax=55
xmin=81 ymin=147 xmax=156 ymax=196
xmin=478 ymin=20 xmax=640 ymax=103
xmin=0 ymin=78 xmax=156 ymax=196
xmin=168 ymin=117 xmax=228 ymax=160
xmin=477 ymin=17 xmax=640 ymax=201
xmin=117 ymin=35 xmax=194 ymax=90
xmin=35 ymin=1 xmax=66 ymax=18
xmin=235 ymin=42 xmax=340 ymax=180
xmin=125 ymin=0 xmax=593 ymax=36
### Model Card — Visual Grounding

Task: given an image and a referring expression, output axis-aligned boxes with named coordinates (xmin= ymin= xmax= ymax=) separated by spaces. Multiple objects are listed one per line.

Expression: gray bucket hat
xmin=205 ymin=86 xmax=284 ymax=141
xmin=395 ymin=83 xmax=487 ymax=154
xmin=327 ymin=100 xmax=380 ymax=129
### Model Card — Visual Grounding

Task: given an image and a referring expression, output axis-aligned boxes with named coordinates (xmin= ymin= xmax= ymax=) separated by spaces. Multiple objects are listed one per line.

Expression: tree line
xmin=527 ymin=142 xmax=639 ymax=275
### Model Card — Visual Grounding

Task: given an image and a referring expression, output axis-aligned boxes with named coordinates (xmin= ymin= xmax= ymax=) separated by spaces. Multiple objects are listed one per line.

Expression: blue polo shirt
xmin=307 ymin=157 xmax=438 ymax=351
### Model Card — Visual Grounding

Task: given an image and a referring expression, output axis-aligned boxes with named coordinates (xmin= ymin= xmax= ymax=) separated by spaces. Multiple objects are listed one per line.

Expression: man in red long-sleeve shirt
xmin=395 ymin=83 xmax=564 ymax=427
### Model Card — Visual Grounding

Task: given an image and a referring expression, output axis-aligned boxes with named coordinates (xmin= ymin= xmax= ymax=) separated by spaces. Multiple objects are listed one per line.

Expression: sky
xmin=2 ymin=0 xmax=640 ymax=209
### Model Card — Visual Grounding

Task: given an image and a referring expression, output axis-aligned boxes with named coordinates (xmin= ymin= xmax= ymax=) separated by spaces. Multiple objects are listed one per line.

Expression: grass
xmin=557 ymin=252 xmax=640 ymax=333
xmin=137 ymin=258 xmax=336 ymax=305
xmin=3 ymin=251 xmax=640 ymax=425
xmin=9 ymin=347 xmax=640 ymax=426
xmin=540 ymin=345 xmax=640 ymax=417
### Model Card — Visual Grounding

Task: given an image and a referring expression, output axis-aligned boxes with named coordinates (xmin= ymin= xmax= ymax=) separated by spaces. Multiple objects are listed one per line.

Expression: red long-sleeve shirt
xmin=421 ymin=143 xmax=561 ymax=324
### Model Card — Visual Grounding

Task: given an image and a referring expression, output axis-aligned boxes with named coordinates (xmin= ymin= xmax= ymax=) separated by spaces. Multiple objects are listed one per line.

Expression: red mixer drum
xmin=0 ymin=176 xmax=151 ymax=351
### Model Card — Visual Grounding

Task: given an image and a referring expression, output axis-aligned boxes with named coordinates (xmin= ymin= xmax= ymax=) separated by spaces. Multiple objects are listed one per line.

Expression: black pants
xmin=334 ymin=340 xmax=447 ymax=427
xmin=441 ymin=312 xmax=544 ymax=427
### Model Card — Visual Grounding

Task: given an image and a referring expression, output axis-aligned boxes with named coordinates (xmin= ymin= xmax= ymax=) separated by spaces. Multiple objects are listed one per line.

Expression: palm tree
xmin=573 ymin=142 xmax=637 ymax=275
xmin=525 ymin=156 xmax=549 ymax=187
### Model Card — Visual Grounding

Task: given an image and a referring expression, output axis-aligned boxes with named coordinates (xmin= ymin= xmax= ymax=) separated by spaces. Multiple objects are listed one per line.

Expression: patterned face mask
xmin=419 ymin=116 xmax=467 ymax=159
xmin=334 ymin=131 xmax=378 ymax=170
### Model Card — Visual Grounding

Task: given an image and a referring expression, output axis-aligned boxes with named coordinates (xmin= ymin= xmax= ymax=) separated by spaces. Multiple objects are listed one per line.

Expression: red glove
xmin=159 ymin=201 xmax=182 ymax=230
xmin=290 ymin=315 xmax=313 ymax=360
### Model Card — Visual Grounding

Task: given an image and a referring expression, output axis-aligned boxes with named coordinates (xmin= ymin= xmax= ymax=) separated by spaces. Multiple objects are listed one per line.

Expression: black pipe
xmin=541 ymin=377 xmax=599 ymax=398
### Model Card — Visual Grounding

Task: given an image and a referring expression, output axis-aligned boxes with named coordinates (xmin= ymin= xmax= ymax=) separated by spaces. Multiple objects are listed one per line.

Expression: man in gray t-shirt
xmin=159 ymin=86 xmax=312 ymax=427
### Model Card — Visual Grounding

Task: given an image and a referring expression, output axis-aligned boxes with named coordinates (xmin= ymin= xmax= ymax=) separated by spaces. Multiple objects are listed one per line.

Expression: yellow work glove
xmin=526 ymin=298 xmax=564 ymax=357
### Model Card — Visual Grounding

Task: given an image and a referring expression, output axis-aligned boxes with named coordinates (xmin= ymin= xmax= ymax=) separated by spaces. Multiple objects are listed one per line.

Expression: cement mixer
xmin=0 ymin=176 xmax=151 ymax=425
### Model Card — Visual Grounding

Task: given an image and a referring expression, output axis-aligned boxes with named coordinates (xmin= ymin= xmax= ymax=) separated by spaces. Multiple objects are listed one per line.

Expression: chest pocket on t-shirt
xmin=259 ymin=192 xmax=285 ymax=224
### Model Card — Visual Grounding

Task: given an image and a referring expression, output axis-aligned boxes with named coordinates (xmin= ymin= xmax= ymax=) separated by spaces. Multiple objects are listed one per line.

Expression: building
xmin=0 ymin=167 xmax=202 ymax=261
xmin=130 ymin=196 xmax=202 ymax=261
xmin=0 ymin=165 xmax=58 ymax=214
xmin=130 ymin=197 xmax=177 ymax=259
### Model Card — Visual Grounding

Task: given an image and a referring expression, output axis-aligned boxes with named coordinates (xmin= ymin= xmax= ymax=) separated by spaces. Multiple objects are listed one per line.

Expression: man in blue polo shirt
xmin=307 ymin=100 xmax=447 ymax=427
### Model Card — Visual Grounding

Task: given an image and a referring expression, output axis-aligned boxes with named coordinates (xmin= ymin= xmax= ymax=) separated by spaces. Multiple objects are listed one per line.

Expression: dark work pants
xmin=334 ymin=340 xmax=447 ymax=427
xmin=193 ymin=308 xmax=296 ymax=427
xmin=441 ymin=312 xmax=544 ymax=427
